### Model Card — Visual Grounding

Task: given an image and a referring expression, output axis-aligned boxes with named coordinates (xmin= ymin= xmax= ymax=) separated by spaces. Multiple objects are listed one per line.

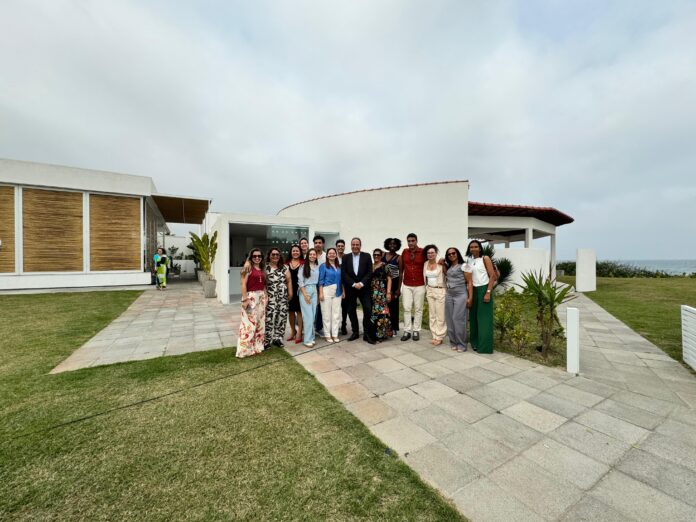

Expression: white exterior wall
xmin=278 ymin=182 xmax=469 ymax=253
xmin=576 ymin=248 xmax=597 ymax=292
xmin=495 ymin=248 xmax=550 ymax=290
xmin=0 ymin=272 xmax=149 ymax=290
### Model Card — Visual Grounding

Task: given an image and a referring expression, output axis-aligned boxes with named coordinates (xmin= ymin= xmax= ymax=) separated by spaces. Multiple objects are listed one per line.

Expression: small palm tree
xmin=480 ymin=244 xmax=513 ymax=289
xmin=189 ymin=231 xmax=218 ymax=280
xmin=519 ymin=270 xmax=572 ymax=357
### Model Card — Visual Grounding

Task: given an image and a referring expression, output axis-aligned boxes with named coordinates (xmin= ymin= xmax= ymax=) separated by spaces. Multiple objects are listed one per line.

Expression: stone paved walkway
xmin=286 ymin=292 xmax=696 ymax=521
xmin=51 ymin=281 xmax=239 ymax=373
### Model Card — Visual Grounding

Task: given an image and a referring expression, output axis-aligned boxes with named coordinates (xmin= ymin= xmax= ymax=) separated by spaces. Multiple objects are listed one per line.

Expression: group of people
xmin=235 ymin=233 xmax=497 ymax=359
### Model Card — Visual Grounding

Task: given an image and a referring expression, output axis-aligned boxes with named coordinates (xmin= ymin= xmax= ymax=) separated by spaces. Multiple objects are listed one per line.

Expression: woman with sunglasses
xmin=466 ymin=240 xmax=497 ymax=353
xmin=444 ymin=247 xmax=473 ymax=352
xmin=285 ymin=244 xmax=305 ymax=344
xmin=298 ymin=248 xmax=320 ymax=347
xmin=265 ymin=247 xmax=292 ymax=348
xmin=236 ymin=248 xmax=267 ymax=358
xmin=423 ymin=244 xmax=447 ymax=345
xmin=371 ymin=248 xmax=392 ymax=342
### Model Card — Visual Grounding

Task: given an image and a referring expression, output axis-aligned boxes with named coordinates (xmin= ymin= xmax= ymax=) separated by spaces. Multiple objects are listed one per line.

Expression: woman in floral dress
xmin=265 ymin=247 xmax=292 ymax=348
xmin=371 ymin=248 xmax=392 ymax=342
xmin=236 ymin=248 xmax=267 ymax=358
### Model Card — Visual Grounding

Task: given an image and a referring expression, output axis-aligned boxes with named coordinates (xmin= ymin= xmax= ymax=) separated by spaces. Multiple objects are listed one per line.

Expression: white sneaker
xmin=325 ymin=337 xmax=333 ymax=343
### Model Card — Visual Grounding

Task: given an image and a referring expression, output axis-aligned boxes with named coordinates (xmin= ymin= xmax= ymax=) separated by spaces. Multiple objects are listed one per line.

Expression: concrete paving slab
xmin=523 ymin=438 xmax=610 ymax=490
xmin=360 ymin=374 xmax=405 ymax=396
xmin=502 ymin=401 xmax=568 ymax=433
xmin=367 ymin=357 xmax=408 ymax=373
xmin=550 ymin=422 xmax=630 ymax=465
xmin=590 ymin=470 xmax=696 ymax=521
xmin=617 ymin=448 xmax=696 ymax=507
xmin=434 ymin=372 xmax=481 ymax=393
xmin=655 ymin=418 xmax=696 ymax=448
xmin=549 ymin=383 xmax=604 ymax=408
xmin=387 ymin=367 xmax=430 ymax=386
xmin=472 ymin=412 xmax=544 ymax=452
xmin=595 ymin=398 xmax=664 ymax=430
xmin=575 ymin=410 xmax=649 ymax=445
xmin=466 ymin=384 xmax=520 ymax=411
xmin=409 ymin=380 xmax=458 ymax=401
xmin=528 ymin=392 xmax=588 ymax=419
xmin=488 ymin=377 xmax=540 ymax=400
xmin=460 ymin=366 xmax=504 ymax=384
xmin=452 ymin=477 xmax=546 ymax=522
xmin=405 ymin=442 xmax=480 ymax=496
xmin=327 ymin=382 xmax=374 ymax=404
xmin=370 ymin=417 xmax=437 ymax=455
xmin=489 ymin=456 xmax=584 ymax=520
xmin=559 ymin=496 xmax=633 ymax=521
xmin=412 ymin=361 xmax=455 ymax=378
xmin=346 ymin=398 xmax=398 ymax=426
xmin=315 ymin=369 xmax=354 ymax=387
xmin=381 ymin=388 xmax=430 ymax=413
xmin=435 ymin=394 xmax=495 ymax=424
xmin=408 ymin=405 xmax=467 ymax=439
xmin=443 ymin=428 xmax=516 ymax=474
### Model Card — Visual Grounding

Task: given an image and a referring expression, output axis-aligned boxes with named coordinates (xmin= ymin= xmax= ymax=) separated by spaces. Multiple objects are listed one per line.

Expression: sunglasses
xmin=270 ymin=253 xmax=280 ymax=256
xmin=447 ymin=252 xmax=457 ymax=256
xmin=252 ymin=255 xmax=262 ymax=259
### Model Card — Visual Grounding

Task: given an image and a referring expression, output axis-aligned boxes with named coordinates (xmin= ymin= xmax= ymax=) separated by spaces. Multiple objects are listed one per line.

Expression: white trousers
xmin=320 ymin=284 xmax=343 ymax=338
xmin=402 ymin=284 xmax=426 ymax=333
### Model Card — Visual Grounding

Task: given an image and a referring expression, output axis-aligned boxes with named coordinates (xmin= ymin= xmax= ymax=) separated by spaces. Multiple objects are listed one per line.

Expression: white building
xmin=208 ymin=181 xmax=573 ymax=303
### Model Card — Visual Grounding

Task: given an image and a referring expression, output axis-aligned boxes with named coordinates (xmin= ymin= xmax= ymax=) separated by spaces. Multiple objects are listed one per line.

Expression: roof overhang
xmin=151 ymin=194 xmax=210 ymax=224
xmin=468 ymin=201 xmax=574 ymax=227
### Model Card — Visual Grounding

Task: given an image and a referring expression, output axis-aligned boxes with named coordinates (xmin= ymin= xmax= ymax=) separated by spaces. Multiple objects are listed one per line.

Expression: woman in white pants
xmin=423 ymin=244 xmax=447 ymax=345
xmin=318 ymin=248 xmax=344 ymax=343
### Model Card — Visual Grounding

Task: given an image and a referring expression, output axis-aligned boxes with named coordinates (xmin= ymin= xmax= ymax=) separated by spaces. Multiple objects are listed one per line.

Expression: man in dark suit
xmin=341 ymin=237 xmax=376 ymax=344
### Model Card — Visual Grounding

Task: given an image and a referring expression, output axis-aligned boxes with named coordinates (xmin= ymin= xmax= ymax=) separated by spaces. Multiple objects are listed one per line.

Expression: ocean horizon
xmin=559 ymin=259 xmax=696 ymax=275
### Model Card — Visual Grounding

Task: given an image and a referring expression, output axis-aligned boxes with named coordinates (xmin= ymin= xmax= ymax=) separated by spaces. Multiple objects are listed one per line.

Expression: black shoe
xmin=348 ymin=332 xmax=360 ymax=341
xmin=273 ymin=339 xmax=283 ymax=347
xmin=413 ymin=332 xmax=420 ymax=341
xmin=400 ymin=332 xmax=411 ymax=341
xmin=340 ymin=326 xmax=348 ymax=336
xmin=364 ymin=337 xmax=376 ymax=345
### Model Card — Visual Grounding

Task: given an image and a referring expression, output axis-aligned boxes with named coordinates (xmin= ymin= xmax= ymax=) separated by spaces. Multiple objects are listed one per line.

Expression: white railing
xmin=566 ymin=307 xmax=580 ymax=374
xmin=682 ymin=305 xmax=696 ymax=371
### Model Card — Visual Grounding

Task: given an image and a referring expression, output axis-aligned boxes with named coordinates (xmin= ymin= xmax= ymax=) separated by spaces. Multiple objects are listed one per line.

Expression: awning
xmin=151 ymin=194 xmax=210 ymax=224
xmin=469 ymin=201 xmax=574 ymax=226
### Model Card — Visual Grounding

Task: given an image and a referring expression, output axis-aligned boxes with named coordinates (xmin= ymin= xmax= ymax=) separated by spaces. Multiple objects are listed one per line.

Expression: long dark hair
xmin=266 ymin=247 xmax=284 ymax=266
xmin=423 ymin=244 xmax=438 ymax=258
xmin=303 ymin=248 xmax=318 ymax=279
xmin=444 ymin=247 xmax=465 ymax=268
xmin=247 ymin=248 xmax=265 ymax=271
xmin=286 ymin=244 xmax=302 ymax=264
xmin=465 ymin=240 xmax=484 ymax=258
xmin=325 ymin=248 xmax=339 ymax=270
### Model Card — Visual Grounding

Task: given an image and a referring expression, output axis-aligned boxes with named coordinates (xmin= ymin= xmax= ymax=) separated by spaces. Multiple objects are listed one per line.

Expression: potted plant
xmin=190 ymin=231 xmax=218 ymax=298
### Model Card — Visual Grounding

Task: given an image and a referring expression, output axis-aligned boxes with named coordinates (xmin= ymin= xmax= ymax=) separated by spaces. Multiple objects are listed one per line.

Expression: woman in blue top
xmin=318 ymin=248 xmax=343 ymax=343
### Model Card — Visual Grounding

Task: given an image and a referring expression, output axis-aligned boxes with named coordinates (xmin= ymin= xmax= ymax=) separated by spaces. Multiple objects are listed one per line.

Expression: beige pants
xmin=402 ymin=284 xmax=426 ymax=333
xmin=320 ymin=284 xmax=342 ymax=338
xmin=426 ymin=286 xmax=447 ymax=340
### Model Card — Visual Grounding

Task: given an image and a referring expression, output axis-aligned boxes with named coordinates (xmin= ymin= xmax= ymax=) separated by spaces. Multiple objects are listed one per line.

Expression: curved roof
xmin=469 ymin=201 xmax=574 ymax=226
xmin=277 ymin=180 xmax=468 ymax=213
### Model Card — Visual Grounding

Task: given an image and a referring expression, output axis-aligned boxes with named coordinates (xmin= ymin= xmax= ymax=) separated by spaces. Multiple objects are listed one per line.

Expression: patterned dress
xmin=236 ymin=269 xmax=266 ymax=358
xmin=265 ymin=264 xmax=289 ymax=346
xmin=371 ymin=263 xmax=391 ymax=340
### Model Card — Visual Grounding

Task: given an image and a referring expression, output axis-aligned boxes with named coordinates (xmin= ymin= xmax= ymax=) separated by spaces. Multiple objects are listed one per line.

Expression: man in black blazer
xmin=341 ymin=237 xmax=376 ymax=344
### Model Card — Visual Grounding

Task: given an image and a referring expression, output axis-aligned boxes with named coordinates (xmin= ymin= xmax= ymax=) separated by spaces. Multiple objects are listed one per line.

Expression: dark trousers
xmin=388 ymin=277 xmax=400 ymax=333
xmin=346 ymin=286 xmax=375 ymax=340
xmin=315 ymin=303 xmax=323 ymax=334
xmin=341 ymin=297 xmax=348 ymax=328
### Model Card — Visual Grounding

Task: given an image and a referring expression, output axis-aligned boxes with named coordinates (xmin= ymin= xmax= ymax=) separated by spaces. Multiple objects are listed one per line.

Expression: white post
xmin=567 ymin=307 xmax=580 ymax=374
xmin=576 ymin=248 xmax=596 ymax=292
xmin=550 ymin=233 xmax=557 ymax=280
xmin=525 ymin=228 xmax=533 ymax=248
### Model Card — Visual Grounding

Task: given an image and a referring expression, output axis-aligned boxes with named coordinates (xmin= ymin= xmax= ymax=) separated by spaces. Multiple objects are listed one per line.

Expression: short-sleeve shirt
xmin=401 ymin=248 xmax=426 ymax=287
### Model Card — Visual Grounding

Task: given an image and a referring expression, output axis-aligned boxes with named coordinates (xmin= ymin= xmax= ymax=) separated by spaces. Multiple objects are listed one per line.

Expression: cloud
xmin=1 ymin=0 xmax=694 ymax=258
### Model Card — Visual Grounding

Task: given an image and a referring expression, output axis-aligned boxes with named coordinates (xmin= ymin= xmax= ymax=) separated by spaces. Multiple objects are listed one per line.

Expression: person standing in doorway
xmin=383 ymin=238 xmax=401 ymax=337
xmin=298 ymin=248 xmax=320 ymax=347
xmin=336 ymin=239 xmax=349 ymax=335
xmin=237 ymin=248 xmax=267 ymax=358
xmin=318 ymin=248 xmax=343 ymax=343
xmin=313 ymin=235 xmax=326 ymax=338
xmin=467 ymin=240 xmax=497 ymax=354
xmin=399 ymin=233 xmax=426 ymax=341
xmin=341 ymin=237 xmax=376 ymax=344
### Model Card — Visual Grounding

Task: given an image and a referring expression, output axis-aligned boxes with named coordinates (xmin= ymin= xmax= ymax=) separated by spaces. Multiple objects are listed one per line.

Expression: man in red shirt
xmin=398 ymin=233 xmax=426 ymax=341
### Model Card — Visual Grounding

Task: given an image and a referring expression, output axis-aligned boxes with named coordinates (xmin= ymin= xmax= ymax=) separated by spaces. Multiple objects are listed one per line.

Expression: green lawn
xmin=0 ymin=291 xmax=463 ymax=521
xmin=559 ymin=276 xmax=696 ymax=361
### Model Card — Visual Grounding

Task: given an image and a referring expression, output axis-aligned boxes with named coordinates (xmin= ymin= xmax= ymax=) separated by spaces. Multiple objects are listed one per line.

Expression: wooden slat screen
xmin=0 ymin=186 xmax=15 ymax=273
xmin=23 ymin=188 xmax=83 ymax=272
xmin=90 ymin=194 xmax=141 ymax=271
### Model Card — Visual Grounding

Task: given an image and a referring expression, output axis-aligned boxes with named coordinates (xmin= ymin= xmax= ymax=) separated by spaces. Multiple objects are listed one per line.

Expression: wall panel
xmin=90 ymin=194 xmax=141 ymax=271
xmin=23 ymin=188 xmax=83 ymax=272
xmin=0 ymin=186 xmax=15 ymax=273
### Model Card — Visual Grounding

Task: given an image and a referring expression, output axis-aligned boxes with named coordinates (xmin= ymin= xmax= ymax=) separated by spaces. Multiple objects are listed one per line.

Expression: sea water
xmin=615 ymin=260 xmax=696 ymax=275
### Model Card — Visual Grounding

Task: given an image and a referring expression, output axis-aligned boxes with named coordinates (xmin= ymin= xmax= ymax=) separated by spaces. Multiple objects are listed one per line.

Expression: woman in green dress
xmin=466 ymin=240 xmax=497 ymax=353
xmin=153 ymin=248 xmax=169 ymax=290
xmin=371 ymin=248 xmax=392 ymax=342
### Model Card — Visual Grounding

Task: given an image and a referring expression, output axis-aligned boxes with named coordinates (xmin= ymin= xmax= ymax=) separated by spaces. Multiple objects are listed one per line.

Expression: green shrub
xmin=556 ymin=260 xmax=676 ymax=278
xmin=494 ymin=289 xmax=522 ymax=343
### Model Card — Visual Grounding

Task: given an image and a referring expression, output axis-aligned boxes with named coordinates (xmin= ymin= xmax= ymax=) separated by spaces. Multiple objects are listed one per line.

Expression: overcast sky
xmin=1 ymin=0 xmax=695 ymax=259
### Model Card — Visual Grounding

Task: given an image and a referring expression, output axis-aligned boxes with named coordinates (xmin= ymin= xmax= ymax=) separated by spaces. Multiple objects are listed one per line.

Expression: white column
xmin=15 ymin=186 xmax=22 ymax=274
xmin=525 ymin=228 xmax=533 ymax=248
xmin=550 ymin=233 xmax=557 ymax=280
xmin=504 ymin=240 xmax=510 ymax=248
xmin=576 ymin=248 xmax=597 ymax=292
xmin=566 ymin=307 xmax=580 ymax=374
xmin=83 ymin=193 xmax=90 ymax=273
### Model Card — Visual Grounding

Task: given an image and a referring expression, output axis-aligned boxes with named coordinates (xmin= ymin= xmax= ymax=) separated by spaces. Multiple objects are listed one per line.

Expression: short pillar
xmin=567 ymin=307 xmax=580 ymax=374
xmin=576 ymin=248 xmax=596 ymax=292
xmin=525 ymin=228 xmax=533 ymax=248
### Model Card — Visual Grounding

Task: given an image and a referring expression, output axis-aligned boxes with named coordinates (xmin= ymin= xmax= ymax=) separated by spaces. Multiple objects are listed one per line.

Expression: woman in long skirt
xmin=382 ymin=238 xmax=401 ymax=337
xmin=371 ymin=248 xmax=392 ymax=341
xmin=265 ymin=247 xmax=292 ymax=348
xmin=237 ymin=248 xmax=267 ymax=358
xmin=466 ymin=240 xmax=497 ymax=353
xmin=444 ymin=247 xmax=473 ymax=352
xmin=298 ymin=249 xmax=319 ymax=347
